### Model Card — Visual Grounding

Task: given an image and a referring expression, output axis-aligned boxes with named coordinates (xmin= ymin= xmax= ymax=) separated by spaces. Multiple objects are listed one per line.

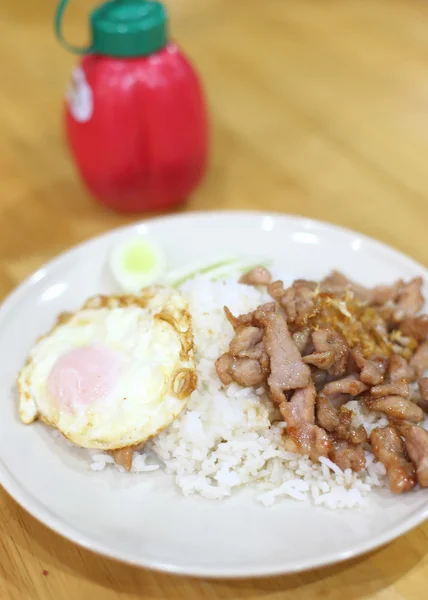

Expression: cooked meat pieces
xmin=316 ymin=395 xmax=367 ymax=444
xmin=389 ymin=354 xmax=415 ymax=382
xmin=303 ymin=351 xmax=335 ymax=369
xmin=417 ymin=378 xmax=428 ymax=413
xmin=320 ymin=271 xmax=371 ymax=302
xmin=366 ymin=396 xmax=424 ymax=423
xmin=256 ymin=309 xmax=311 ymax=403
xmin=267 ymin=279 xmax=316 ymax=327
xmin=215 ymin=353 xmax=234 ymax=385
xmin=400 ymin=315 xmax=428 ymax=342
xmin=312 ymin=328 xmax=349 ymax=377
xmin=229 ymin=326 xmax=263 ymax=356
xmin=410 ymin=341 xmax=428 ymax=379
xmin=311 ymin=367 xmax=329 ymax=391
xmin=329 ymin=437 xmax=366 ymax=472
xmin=352 ymin=347 xmax=387 ymax=385
xmin=223 ymin=303 xmax=275 ymax=330
xmin=393 ymin=277 xmax=424 ymax=321
xmin=292 ymin=327 xmax=311 ymax=354
xmin=112 ymin=447 xmax=134 ymax=471
xmin=321 ymin=271 xmax=402 ymax=305
xmin=371 ymin=380 xmax=409 ymax=398
xmin=239 ymin=266 xmax=272 ymax=286
xmin=280 ymin=384 xmax=331 ymax=461
xmin=370 ymin=426 xmax=416 ymax=494
xmin=215 ymin=353 xmax=266 ymax=387
xmin=396 ymin=422 xmax=428 ymax=487
xmin=322 ymin=375 xmax=368 ymax=397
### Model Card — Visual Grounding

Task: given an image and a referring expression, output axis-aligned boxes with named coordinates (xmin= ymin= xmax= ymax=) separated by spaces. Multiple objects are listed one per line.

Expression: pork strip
xmin=239 ymin=266 xmax=272 ymax=286
xmin=256 ymin=310 xmax=311 ymax=403
xmin=371 ymin=380 xmax=409 ymax=398
xmin=280 ymin=384 xmax=331 ymax=461
xmin=366 ymin=396 xmax=424 ymax=422
xmin=370 ymin=426 xmax=416 ymax=494
xmin=329 ymin=437 xmax=366 ymax=472
xmin=312 ymin=328 xmax=349 ymax=377
xmin=400 ymin=315 xmax=428 ymax=342
xmin=410 ymin=341 xmax=428 ymax=379
xmin=396 ymin=422 xmax=428 ymax=487
xmin=322 ymin=374 xmax=368 ymax=397
xmin=417 ymin=378 xmax=428 ymax=413
xmin=316 ymin=395 xmax=367 ymax=444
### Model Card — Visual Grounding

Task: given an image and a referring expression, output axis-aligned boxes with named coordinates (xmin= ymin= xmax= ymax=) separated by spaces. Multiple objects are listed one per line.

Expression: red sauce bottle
xmin=55 ymin=0 xmax=208 ymax=212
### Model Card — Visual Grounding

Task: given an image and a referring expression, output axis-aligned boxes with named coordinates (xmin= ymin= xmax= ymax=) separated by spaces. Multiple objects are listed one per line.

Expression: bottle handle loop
xmin=54 ymin=0 xmax=93 ymax=55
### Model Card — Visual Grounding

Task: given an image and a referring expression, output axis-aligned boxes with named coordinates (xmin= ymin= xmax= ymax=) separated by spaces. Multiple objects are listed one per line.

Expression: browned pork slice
xmin=370 ymin=380 xmax=409 ymax=398
xmin=215 ymin=353 xmax=266 ymax=387
xmin=417 ymin=378 xmax=428 ymax=413
xmin=229 ymin=326 xmax=263 ymax=356
xmin=256 ymin=309 xmax=311 ymax=404
xmin=400 ymin=315 xmax=428 ymax=341
xmin=410 ymin=341 xmax=428 ymax=379
xmin=316 ymin=396 xmax=367 ymax=444
xmin=352 ymin=347 xmax=387 ymax=386
xmin=303 ymin=351 xmax=335 ymax=369
xmin=280 ymin=384 xmax=331 ymax=461
xmin=239 ymin=266 xmax=272 ymax=286
xmin=321 ymin=271 xmax=403 ymax=305
xmin=322 ymin=374 xmax=368 ymax=397
xmin=312 ymin=328 xmax=349 ymax=377
xmin=292 ymin=327 xmax=312 ymax=354
xmin=329 ymin=438 xmax=366 ymax=472
xmin=389 ymin=354 xmax=415 ymax=382
xmin=396 ymin=422 xmax=428 ymax=487
xmin=366 ymin=396 xmax=424 ymax=423
xmin=267 ymin=279 xmax=316 ymax=326
xmin=392 ymin=277 xmax=424 ymax=322
xmin=223 ymin=302 xmax=276 ymax=330
xmin=370 ymin=426 xmax=416 ymax=494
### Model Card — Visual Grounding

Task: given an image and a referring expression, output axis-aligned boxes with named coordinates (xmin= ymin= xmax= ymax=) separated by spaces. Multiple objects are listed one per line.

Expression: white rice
xmin=89 ymin=276 xmax=392 ymax=509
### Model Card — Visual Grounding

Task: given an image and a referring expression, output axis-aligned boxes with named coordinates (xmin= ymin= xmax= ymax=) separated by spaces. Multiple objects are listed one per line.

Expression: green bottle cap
xmin=55 ymin=0 xmax=168 ymax=57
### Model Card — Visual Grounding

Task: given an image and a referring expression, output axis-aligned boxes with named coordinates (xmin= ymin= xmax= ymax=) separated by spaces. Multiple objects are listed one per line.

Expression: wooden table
xmin=1 ymin=0 xmax=428 ymax=597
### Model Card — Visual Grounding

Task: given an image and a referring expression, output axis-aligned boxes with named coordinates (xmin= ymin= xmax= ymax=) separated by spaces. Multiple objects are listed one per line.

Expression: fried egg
xmin=17 ymin=287 xmax=196 ymax=451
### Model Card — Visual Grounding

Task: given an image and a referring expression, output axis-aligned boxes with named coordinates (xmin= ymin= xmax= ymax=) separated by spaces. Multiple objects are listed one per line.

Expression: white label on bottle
xmin=66 ymin=67 xmax=93 ymax=123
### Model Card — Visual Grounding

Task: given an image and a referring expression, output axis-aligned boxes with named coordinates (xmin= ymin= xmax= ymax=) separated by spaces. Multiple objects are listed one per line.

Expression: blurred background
xmin=3 ymin=0 xmax=428 ymax=292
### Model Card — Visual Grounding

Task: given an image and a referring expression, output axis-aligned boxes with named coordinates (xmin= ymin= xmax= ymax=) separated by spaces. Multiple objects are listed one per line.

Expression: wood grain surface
xmin=1 ymin=0 xmax=428 ymax=598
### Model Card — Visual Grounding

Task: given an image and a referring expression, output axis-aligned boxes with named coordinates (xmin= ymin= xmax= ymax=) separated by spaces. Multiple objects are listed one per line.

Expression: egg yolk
xmin=47 ymin=345 xmax=122 ymax=413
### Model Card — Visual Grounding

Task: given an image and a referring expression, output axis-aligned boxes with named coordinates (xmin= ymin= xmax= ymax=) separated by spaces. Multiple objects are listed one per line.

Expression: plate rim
xmin=1 ymin=209 xmax=428 ymax=578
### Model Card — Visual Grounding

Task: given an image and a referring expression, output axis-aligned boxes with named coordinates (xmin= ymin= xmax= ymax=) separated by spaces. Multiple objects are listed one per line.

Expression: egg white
xmin=17 ymin=287 xmax=196 ymax=450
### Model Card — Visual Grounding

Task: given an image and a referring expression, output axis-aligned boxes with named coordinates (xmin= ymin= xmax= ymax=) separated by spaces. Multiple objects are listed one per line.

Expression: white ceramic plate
xmin=1 ymin=211 xmax=427 ymax=578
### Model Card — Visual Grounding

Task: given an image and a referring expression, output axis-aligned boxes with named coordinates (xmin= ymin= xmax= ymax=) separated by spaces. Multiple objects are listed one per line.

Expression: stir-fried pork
xmin=400 ymin=315 xmax=428 ymax=341
xmin=239 ymin=266 xmax=272 ymax=286
xmin=352 ymin=347 xmax=387 ymax=385
xmin=316 ymin=396 xmax=367 ymax=444
xmin=312 ymin=328 xmax=349 ymax=377
xmin=417 ymin=378 xmax=428 ymax=413
xmin=371 ymin=380 xmax=409 ymax=398
xmin=257 ymin=309 xmax=311 ymax=403
xmin=370 ymin=427 xmax=416 ymax=493
xmin=322 ymin=375 xmax=368 ymax=397
xmin=366 ymin=396 xmax=424 ymax=422
xmin=396 ymin=422 xmax=428 ymax=487
xmin=280 ymin=384 xmax=331 ymax=461
xmin=215 ymin=267 xmax=428 ymax=494
xmin=393 ymin=277 xmax=424 ymax=321
xmin=410 ymin=341 xmax=428 ymax=379
xmin=268 ymin=279 xmax=316 ymax=327
xmin=329 ymin=437 xmax=366 ymax=472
